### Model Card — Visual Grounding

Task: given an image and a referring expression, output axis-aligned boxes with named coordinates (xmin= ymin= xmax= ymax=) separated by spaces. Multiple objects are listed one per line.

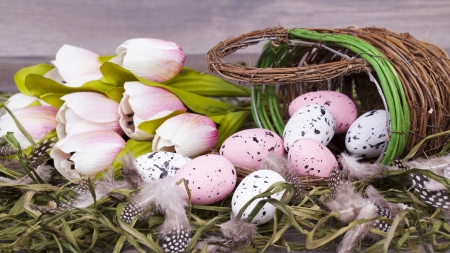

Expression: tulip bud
xmin=119 ymin=81 xmax=186 ymax=140
xmin=56 ymin=92 xmax=122 ymax=138
xmin=110 ymin=38 xmax=185 ymax=82
xmin=0 ymin=106 xmax=58 ymax=149
xmin=152 ymin=113 xmax=218 ymax=158
xmin=48 ymin=44 xmax=103 ymax=87
xmin=0 ymin=93 xmax=49 ymax=116
xmin=50 ymin=131 xmax=126 ymax=180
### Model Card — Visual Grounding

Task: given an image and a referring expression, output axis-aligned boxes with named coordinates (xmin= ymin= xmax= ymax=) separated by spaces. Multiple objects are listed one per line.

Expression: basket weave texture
xmin=206 ymin=26 xmax=450 ymax=164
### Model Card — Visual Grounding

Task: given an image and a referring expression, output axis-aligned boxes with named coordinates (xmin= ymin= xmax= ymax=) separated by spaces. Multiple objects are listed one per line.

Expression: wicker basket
xmin=206 ymin=26 xmax=450 ymax=170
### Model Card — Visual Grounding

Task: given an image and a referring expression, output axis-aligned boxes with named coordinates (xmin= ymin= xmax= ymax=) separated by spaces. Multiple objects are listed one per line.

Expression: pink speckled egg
xmin=289 ymin=91 xmax=357 ymax=134
xmin=288 ymin=138 xmax=337 ymax=177
xmin=219 ymin=128 xmax=284 ymax=170
xmin=173 ymin=154 xmax=237 ymax=205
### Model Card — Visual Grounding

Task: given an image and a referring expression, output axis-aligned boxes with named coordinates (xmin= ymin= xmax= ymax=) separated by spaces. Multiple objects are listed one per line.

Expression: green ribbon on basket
xmin=252 ymin=28 xmax=410 ymax=165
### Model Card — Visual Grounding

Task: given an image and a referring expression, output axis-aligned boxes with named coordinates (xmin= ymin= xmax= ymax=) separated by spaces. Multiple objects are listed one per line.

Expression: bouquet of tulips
xmin=0 ymin=39 xmax=257 ymax=252
xmin=0 ymin=39 xmax=252 ymax=181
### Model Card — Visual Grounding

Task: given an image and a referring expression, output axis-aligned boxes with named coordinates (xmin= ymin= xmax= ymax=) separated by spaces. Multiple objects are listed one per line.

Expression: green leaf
xmin=100 ymin=62 xmax=137 ymax=87
xmin=98 ymin=55 xmax=115 ymax=63
xmin=14 ymin=63 xmax=54 ymax=95
xmin=110 ymin=139 xmax=153 ymax=170
xmin=24 ymin=75 xmax=118 ymax=108
xmin=137 ymin=110 xmax=185 ymax=135
xmin=214 ymin=109 xmax=252 ymax=149
xmin=81 ymin=79 xmax=117 ymax=93
xmin=163 ymin=67 xmax=251 ymax=97
xmin=138 ymin=77 xmax=240 ymax=115
xmin=101 ymin=63 xmax=242 ymax=115
xmin=105 ymin=87 xmax=125 ymax=102
xmin=39 ymin=93 xmax=65 ymax=108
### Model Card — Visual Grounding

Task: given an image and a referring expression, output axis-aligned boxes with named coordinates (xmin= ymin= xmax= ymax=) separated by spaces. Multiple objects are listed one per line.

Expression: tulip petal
xmin=0 ymin=106 xmax=58 ymax=149
xmin=110 ymin=39 xmax=185 ymax=82
xmin=51 ymin=148 xmax=77 ymax=180
xmin=43 ymin=68 xmax=66 ymax=84
xmin=53 ymin=44 xmax=102 ymax=87
xmin=118 ymin=82 xmax=186 ymax=140
xmin=58 ymin=107 xmax=121 ymax=138
xmin=51 ymin=131 xmax=126 ymax=180
xmin=153 ymin=114 xmax=218 ymax=157
xmin=0 ymin=93 xmax=39 ymax=116
xmin=61 ymin=92 xmax=120 ymax=122
xmin=71 ymin=143 xmax=123 ymax=176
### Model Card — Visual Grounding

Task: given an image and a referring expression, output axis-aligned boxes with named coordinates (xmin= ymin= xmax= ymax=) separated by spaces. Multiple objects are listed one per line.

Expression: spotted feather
xmin=328 ymin=169 xmax=349 ymax=199
xmin=394 ymin=159 xmax=450 ymax=211
xmin=29 ymin=136 xmax=57 ymax=168
xmin=373 ymin=204 xmax=392 ymax=232
xmin=160 ymin=227 xmax=191 ymax=253
xmin=120 ymin=202 xmax=144 ymax=223
xmin=410 ymin=172 xmax=450 ymax=211
xmin=391 ymin=159 xmax=408 ymax=171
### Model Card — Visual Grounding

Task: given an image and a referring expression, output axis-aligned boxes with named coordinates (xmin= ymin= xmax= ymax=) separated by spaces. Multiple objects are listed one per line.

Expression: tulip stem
xmin=1 ymin=104 xmax=37 ymax=147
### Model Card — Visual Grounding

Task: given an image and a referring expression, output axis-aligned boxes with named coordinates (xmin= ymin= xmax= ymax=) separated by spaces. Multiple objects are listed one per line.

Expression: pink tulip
xmin=119 ymin=81 xmax=186 ymax=140
xmin=0 ymin=106 xmax=58 ymax=149
xmin=50 ymin=131 xmax=126 ymax=180
xmin=56 ymin=92 xmax=122 ymax=138
xmin=110 ymin=38 xmax=185 ymax=82
xmin=47 ymin=44 xmax=103 ymax=87
xmin=0 ymin=93 xmax=49 ymax=116
xmin=152 ymin=113 xmax=218 ymax=158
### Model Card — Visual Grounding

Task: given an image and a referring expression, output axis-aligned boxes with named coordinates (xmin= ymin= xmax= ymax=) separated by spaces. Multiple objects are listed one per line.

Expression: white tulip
xmin=0 ymin=93 xmax=50 ymax=116
xmin=0 ymin=106 xmax=58 ymax=149
xmin=56 ymin=92 xmax=122 ymax=138
xmin=110 ymin=38 xmax=185 ymax=82
xmin=152 ymin=113 xmax=218 ymax=158
xmin=119 ymin=81 xmax=186 ymax=140
xmin=50 ymin=131 xmax=126 ymax=180
xmin=47 ymin=44 xmax=103 ymax=87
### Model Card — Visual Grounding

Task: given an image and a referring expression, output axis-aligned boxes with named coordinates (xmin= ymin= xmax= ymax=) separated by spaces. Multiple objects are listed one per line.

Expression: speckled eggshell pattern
xmin=345 ymin=110 xmax=388 ymax=158
xmin=174 ymin=154 xmax=237 ymax=205
xmin=232 ymin=170 xmax=286 ymax=225
xmin=134 ymin=152 xmax=191 ymax=183
xmin=219 ymin=128 xmax=284 ymax=170
xmin=288 ymin=138 xmax=337 ymax=177
xmin=283 ymin=104 xmax=335 ymax=151
xmin=288 ymin=91 xmax=357 ymax=134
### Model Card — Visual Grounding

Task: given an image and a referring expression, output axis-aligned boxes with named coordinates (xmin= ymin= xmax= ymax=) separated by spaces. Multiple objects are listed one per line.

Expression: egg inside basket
xmin=207 ymin=26 xmax=450 ymax=181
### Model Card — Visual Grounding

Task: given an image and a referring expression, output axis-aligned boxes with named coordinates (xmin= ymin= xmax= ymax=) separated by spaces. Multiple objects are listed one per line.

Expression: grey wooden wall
xmin=0 ymin=0 xmax=449 ymax=91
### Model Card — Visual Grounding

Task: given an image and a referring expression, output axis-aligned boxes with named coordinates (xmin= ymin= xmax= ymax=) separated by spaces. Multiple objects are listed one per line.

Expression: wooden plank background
xmin=0 ymin=1 xmax=448 ymax=252
xmin=0 ymin=0 xmax=449 ymax=92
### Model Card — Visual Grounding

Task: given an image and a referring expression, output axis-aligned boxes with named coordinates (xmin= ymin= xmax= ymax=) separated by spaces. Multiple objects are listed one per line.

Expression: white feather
xmin=339 ymin=153 xmax=387 ymax=179
xmin=337 ymin=203 xmax=377 ymax=253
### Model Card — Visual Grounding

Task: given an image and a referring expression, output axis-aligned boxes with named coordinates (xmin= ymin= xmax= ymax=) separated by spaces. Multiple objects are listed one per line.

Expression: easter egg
xmin=283 ymin=104 xmax=335 ymax=151
xmin=174 ymin=154 xmax=237 ymax=205
xmin=220 ymin=128 xmax=284 ymax=170
xmin=289 ymin=91 xmax=357 ymax=134
xmin=134 ymin=152 xmax=191 ymax=183
xmin=287 ymin=138 xmax=337 ymax=177
xmin=345 ymin=110 xmax=388 ymax=158
xmin=231 ymin=170 xmax=286 ymax=225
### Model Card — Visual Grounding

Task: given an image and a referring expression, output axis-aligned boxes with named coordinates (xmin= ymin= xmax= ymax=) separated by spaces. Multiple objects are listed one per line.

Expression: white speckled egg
xmin=288 ymin=138 xmax=337 ymax=177
xmin=134 ymin=152 xmax=191 ymax=183
xmin=219 ymin=128 xmax=284 ymax=170
xmin=345 ymin=110 xmax=388 ymax=158
xmin=232 ymin=170 xmax=286 ymax=225
xmin=174 ymin=154 xmax=237 ymax=205
xmin=283 ymin=104 xmax=335 ymax=151
xmin=288 ymin=91 xmax=357 ymax=134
